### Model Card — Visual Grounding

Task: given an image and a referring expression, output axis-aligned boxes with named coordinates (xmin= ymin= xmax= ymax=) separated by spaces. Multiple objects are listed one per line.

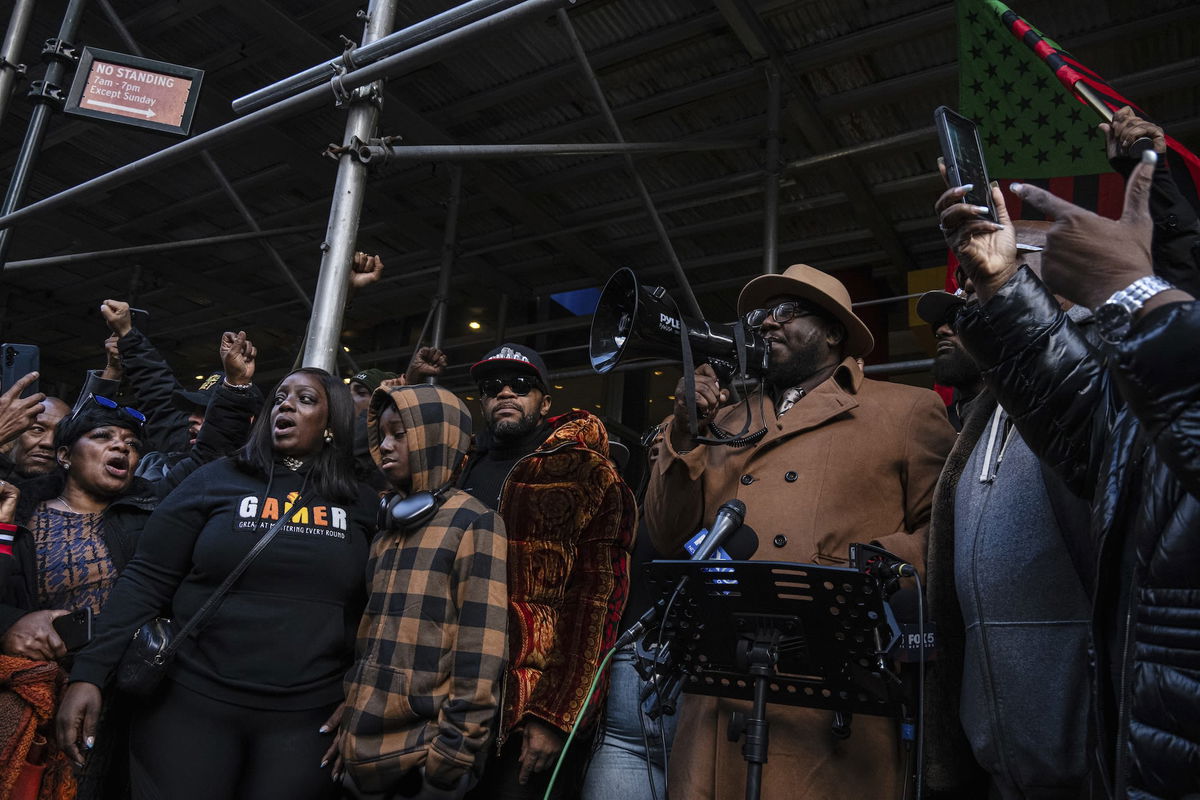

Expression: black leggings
xmin=128 ymin=679 xmax=340 ymax=800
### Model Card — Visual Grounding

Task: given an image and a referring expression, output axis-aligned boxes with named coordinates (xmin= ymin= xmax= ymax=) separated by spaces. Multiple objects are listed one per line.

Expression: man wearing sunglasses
xmin=920 ymin=220 xmax=1095 ymax=799
xmin=644 ymin=263 xmax=956 ymax=800
xmin=917 ymin=288 xmax=979 ymax=432
xmin=460 ymin=344 xmax=635 ymax=800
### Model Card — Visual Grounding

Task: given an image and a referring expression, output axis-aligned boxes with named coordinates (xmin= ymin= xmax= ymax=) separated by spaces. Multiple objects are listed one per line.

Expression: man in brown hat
xmin=644 ymin=263 xmax=955 ymax=800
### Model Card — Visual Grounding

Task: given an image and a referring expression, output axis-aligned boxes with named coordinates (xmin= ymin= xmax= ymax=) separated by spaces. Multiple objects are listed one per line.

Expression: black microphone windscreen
xmin=724 ymin=524 xmax=758 ymax=560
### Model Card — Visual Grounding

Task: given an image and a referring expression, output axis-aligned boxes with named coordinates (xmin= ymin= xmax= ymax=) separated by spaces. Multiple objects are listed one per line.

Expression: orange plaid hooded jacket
xmin=342 ymin=385 xmax=507 ymax=792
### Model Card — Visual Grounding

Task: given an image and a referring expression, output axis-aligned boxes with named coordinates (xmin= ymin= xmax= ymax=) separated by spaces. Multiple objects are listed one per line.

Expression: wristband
xmin=0 ymin=522 xmax=16 ymax=558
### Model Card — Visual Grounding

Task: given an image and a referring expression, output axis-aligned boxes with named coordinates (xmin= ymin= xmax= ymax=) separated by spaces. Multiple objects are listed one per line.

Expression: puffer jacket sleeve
xmin=74 ymin=369 xmax=120 ymax=412
xmin=523 ymin=459 xmax=634 ymax=733
xmin=118 ymin=327 xmax=191 ymax=454
xmin=153 ymin=382 xmax=262 ymax=500
xmin=424 ymin=510 xmax=508 ymax=788
xmin=1108 ymin=300 xmax=1200 ymax=498
xmin=956 ymin=267 xmax=1111 ymax=498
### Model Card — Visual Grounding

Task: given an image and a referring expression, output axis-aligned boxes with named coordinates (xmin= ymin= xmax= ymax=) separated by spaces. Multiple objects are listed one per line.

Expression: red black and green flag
xmin=956 ymin=0 xmax=1200 ymax=219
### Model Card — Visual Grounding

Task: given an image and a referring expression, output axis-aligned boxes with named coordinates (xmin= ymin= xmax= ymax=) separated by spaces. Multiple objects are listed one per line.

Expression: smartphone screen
xmin=1 ymin=343 xmax=40 ymax=398
xmin=935 ymin=106 xmax=997 ymax=222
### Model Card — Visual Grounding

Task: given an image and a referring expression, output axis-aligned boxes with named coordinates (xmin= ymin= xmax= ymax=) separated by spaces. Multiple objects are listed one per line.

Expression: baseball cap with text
xmin=469 ymin=343 xmax=548 ymax=385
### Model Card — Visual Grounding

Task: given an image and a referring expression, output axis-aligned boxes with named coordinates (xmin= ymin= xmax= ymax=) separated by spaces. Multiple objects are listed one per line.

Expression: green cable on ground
xmin=542 ymin=646 xmax=616 ymax=800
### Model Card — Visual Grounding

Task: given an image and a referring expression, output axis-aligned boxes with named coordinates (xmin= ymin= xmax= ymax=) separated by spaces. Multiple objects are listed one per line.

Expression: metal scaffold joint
xmin=0 ymin=57 xmax=27 ymax=77
xmin=39 ymin=38 xmax=77 ymax=64
xmin=26 ymin=80 xmax=65 ymax=106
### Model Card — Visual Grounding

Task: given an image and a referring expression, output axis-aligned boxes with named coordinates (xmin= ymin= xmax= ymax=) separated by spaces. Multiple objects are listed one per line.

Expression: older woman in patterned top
xmin=0 ymin=332 xmax=260 ymax=799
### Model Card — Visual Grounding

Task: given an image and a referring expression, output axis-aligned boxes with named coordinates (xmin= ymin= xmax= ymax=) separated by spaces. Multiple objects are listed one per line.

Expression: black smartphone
xmin=53 ymin=608 xmax=94 ymax=651
xmin=934 ymin=106 xmax=997 ymax=223
xmin=1 ymin=343 xmax=39 ymax=398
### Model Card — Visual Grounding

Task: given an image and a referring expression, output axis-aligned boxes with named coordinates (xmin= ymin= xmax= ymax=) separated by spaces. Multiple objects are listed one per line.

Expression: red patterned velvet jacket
xmin=490 ymin=410 xmax=636 ymax=743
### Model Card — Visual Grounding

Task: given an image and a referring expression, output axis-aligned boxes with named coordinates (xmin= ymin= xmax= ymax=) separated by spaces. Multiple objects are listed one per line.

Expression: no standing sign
xmin=64 ymin=47 xmax=204 ymax=136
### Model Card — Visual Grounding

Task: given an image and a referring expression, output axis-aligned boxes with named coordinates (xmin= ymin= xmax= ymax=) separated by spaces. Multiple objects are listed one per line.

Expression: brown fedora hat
xmin=737 ymin=263 xmax=875 ymax=358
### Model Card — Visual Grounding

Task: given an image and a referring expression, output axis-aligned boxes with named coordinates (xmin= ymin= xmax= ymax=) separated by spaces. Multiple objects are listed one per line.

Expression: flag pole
xmin=1072 ymin=81 xmax=1114 ymax=122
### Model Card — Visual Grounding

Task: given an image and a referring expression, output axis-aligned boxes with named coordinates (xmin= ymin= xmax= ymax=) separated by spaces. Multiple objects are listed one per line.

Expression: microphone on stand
xmin=689 ymin=499 xmax=747 ymax=562
xmin=615 ymin=499 xmax=748 ymax=649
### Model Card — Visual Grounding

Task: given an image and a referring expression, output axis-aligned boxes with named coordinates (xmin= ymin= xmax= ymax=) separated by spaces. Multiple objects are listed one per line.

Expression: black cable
xmin=635 ymin=661 xmax=662 ymax=800
xmin=653 ymin=579 xmax=686 ymax=800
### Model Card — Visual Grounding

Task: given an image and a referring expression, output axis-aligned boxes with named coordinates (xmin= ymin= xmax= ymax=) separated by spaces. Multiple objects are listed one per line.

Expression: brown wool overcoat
xmin=645 ymin=357 xmax=955 ymax=800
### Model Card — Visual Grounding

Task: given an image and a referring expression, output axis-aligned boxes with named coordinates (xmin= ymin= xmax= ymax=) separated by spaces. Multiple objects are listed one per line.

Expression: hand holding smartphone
xmin=934 ymin=106 xmax=997 ymax=223
xmin=1 ymin=343 xmax=40 ymax=398
xmin=53 ymin=608 xmax=94 ymax=651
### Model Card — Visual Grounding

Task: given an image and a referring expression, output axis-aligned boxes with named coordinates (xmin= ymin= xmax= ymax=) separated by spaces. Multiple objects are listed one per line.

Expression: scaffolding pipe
xmin=303 ymin=0 xmax=398 ymax=373
xmin=783 ymin=126 xmax=936 ymax=172
xmin=4 ymin=224 xmax=320 ymax=270
xmin=204 ymin=152 xmax=314 ymax=310
xmin=0 ymin=0 xmax=571 ymax=234
xmin=0 ymin=0 xmax=88 ymax=268
xmin=443 ymin=356 xmax=934 ymax=385
xmin=762 ymin=66 xmax=781 ymax=275
xmin=356 ymin=140 xmax=753 ymax=163
xmin=863 ymin=358 xmax=933 ymax=376
xmin=95 ymin=0 xmax=360 ymax=374
xmin=852 ymin=291 xmax=925 ymax=308
xmin=95 ymin=0 xmax=317 ymax=313
xmin=0 ymin=0 xmax=36 ymax=128
xmin=232 ymin=0 xmax=534 ymax=115
xmin=556 ymin=7 xmax=705 ymax=320
xmin=430 ymin=164 xmax=462 ymax=360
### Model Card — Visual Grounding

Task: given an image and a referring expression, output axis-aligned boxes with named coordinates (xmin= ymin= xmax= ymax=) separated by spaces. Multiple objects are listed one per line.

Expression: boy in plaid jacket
xmin=342 ymin=384 xmax=507 ymax=799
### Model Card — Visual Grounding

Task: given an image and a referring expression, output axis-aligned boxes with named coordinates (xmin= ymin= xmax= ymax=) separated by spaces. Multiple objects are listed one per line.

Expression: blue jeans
xmin=581 ymin=646 xmax=678 ymax=800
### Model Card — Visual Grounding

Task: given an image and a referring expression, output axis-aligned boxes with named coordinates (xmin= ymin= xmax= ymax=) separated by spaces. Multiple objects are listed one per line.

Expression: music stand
xmin=642 ymin=560 xmax=908 ymax=800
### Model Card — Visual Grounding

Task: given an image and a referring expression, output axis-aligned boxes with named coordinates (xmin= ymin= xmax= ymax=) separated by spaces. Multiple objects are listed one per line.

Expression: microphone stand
xmin=641 ymin=558 xmax=912 ymax=800
xmin=729 ymin=633 xmax=778 ymax=800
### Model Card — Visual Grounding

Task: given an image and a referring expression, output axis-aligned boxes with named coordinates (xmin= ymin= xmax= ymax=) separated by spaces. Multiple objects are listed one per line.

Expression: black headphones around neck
xmin=377 ymin=487 xmax=447 ymax=532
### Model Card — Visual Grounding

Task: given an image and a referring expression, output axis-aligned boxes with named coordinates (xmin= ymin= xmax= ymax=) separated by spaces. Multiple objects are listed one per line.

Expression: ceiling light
xmin=594 ymin=403 xmax=602 ymax=409
xmin=653 ymin=370 xmax=663 ymax=376
xmin=553 ymin=384 xmax=564 ymax=390
xmin=468 ymin=321 xmax=482 ymax=330
xmin=342 ymin=345 xmax=350 ymax=352
xmin=194 ymin=374 xmax=204 ymax=380
xmin=343 ymin=378 xmax=351 ymax=384
xmin=667 ymin=395 xmax=675 ymax=400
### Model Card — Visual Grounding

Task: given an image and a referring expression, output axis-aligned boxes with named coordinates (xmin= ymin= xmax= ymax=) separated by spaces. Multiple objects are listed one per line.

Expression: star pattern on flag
xmin=957 ymin=0 xmax=1110 ymax=178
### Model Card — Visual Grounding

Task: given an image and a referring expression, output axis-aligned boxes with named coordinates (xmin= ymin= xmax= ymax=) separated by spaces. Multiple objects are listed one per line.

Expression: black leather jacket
xmin=958 ymin=267 xmax=1200 ymax=800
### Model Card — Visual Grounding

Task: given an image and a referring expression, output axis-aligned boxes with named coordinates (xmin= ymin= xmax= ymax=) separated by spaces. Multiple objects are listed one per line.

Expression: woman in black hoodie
xmin=57 ymin=367 xmax=377 ymax=800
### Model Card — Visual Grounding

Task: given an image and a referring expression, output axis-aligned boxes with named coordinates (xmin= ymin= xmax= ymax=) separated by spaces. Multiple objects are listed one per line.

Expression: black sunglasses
xmin=478 ymin=376 xmax=542 ymax=397
xmin=744 ymin=301 xmax=815 ymax=330
xmin=73 ymin=393 xmax=147 ymax=426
